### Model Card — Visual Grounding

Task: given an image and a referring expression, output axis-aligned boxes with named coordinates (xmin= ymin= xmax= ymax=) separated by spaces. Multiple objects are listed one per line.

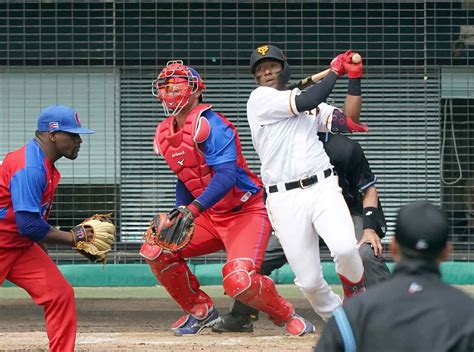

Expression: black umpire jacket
xmin=320 ymin=132 xmax=387 ymax=238
xmin=315 ymin=258 xmax=474 ymax=352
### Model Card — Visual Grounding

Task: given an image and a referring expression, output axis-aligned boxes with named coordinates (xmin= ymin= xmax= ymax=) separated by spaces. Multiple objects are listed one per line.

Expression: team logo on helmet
xmin=257 ymin=45 xmax=269 ymax=56
xmin=250 ymin=44 xmax=291 ymax=85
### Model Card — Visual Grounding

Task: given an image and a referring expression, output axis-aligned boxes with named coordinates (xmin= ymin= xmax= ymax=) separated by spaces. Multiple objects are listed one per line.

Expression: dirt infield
xmin=0 ymin=295 xmax=323 ymax=351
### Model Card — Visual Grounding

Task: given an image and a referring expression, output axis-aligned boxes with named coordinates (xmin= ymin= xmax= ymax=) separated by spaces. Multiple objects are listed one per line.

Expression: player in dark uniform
xmin=315 ymin=201 xmax=474 ymax=352
xmin=212 ymin=132 xmax=391 ymax=332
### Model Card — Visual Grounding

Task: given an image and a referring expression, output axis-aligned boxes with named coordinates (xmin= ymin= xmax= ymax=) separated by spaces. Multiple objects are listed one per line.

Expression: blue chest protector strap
xmin=333 ymin=306 xmax=356 ymax=352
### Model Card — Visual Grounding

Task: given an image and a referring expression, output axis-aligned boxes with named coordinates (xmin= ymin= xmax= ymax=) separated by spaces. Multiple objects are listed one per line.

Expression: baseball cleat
xmin=173 ymin=306 xmax=219 ymax=336
xmin=211 ymin=313 xmax=254 ymax=333
xmin=284 ymin=313 xmax=316 ymax=336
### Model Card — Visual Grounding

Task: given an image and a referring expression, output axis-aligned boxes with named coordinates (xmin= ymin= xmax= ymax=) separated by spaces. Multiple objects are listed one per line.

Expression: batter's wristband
xmin=348 ymin=78 xmax=361 ymax=96
xmin=363 ymin=207 xmax=379 ymax=230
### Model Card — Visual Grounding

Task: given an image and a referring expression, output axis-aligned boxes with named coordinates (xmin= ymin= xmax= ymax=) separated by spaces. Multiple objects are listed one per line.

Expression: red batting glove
xmin=343 ymin=51 xmax=363 ymax=79
xmin=330 ymin=53 xmax=346 ymax=77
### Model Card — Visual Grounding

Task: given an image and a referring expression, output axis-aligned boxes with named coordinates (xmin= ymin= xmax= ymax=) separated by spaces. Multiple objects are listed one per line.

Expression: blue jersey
xmin=202 ymin=109 xmax=260 ymax=194
xmin=0 ymin=139 xmax=61 ymax=248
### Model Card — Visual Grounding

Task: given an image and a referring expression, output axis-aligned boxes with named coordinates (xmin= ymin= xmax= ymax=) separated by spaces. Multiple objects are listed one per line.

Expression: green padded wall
xmin=3 ymin=262 xmax=473 ymax=287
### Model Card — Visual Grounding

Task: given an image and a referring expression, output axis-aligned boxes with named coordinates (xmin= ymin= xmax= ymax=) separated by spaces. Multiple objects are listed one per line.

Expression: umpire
xmin=315 ymin=201 xmax=474 ymax=352
xmin=213 ymin=133 xmax=391 ymax=332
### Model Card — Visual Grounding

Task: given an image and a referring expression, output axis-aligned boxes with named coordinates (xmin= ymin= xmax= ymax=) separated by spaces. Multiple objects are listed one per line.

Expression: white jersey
xmin=246 ymin=86 xmax=336 ymax=186
xmin=246 ymin=84 xmax=365 ymax=320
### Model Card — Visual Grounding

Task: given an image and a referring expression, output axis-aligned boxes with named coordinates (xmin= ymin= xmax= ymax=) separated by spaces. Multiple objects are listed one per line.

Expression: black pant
xmin=230 ymin=214 xmax=391 ymax=317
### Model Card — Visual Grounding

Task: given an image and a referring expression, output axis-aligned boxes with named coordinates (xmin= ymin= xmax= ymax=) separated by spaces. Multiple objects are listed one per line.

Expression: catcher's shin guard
xmin=338 ymin=273 xmax=366 ymax=299
xmin=222 ymin=258 xmax=294 ymax=323
xmin=140 ymin=242 xmax=212 ymax=317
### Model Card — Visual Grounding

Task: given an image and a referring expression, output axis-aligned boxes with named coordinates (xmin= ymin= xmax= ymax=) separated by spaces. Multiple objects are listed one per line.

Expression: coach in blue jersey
xmin=0 ymin=105 xmax=94 ymax=352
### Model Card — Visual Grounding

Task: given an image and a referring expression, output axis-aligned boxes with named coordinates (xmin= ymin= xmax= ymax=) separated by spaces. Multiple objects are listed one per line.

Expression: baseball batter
xmin=213 ymin=133 xmax=392 ymax=333
xmin=140 ymin=61 xmax=315 ymax=336
xmin=246 ymin=45 xmax=367 ymax=320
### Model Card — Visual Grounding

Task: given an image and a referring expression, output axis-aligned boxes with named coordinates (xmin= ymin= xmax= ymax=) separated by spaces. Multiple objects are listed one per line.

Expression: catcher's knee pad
xmin=222 ymin=258 xmax=293 ymax=322
xmin=143 ymin=249 xmax=210 ymax=312
xmin=222 ymin=258 xmax=256 ymax=298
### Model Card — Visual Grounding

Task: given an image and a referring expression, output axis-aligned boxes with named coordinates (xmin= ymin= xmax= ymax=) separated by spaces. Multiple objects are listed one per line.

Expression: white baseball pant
xmin=265 ymin=175 xmax=364 ymax=320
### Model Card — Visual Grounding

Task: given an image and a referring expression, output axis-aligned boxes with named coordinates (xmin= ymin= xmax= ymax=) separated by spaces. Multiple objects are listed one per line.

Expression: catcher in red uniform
xmin=140 ymin=60 xmax=315 ymax=336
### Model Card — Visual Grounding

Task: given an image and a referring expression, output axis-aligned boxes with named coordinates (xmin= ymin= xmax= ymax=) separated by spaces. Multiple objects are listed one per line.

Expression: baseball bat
xmin=286 ymin=68 xmax=331 ymax=90
xmin=286 ymin=53 xmax=362 ymax=90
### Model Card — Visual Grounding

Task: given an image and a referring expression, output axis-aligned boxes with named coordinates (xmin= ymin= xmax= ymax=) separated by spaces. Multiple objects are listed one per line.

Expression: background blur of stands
xmin=0 ymin=1 xmax=473 ymax=264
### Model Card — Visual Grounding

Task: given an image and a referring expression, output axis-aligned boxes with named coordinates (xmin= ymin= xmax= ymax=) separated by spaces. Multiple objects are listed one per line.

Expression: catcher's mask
xmin=152 ymin=60 xmax=206 ymax=116
xmin=250 ymin=44 xmax=291 ymax=86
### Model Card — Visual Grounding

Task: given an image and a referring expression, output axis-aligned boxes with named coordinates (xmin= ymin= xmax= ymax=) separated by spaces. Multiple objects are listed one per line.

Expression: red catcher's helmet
xmin=152 ymin=60 xmax=206 ymax=116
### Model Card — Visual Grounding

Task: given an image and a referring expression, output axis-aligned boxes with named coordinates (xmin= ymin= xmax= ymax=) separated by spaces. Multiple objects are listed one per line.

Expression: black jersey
xmin=319 ymin=133 xmax=386 ymax=237
xmin=316 ymin=259 xmax=474 ymax=352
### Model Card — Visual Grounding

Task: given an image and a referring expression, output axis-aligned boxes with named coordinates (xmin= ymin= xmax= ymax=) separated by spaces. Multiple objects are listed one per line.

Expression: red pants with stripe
xmin=179 ymin=192 xmax=271 ymax=265
xmin=142 ymin=191 xmax=274 ymax=314
xmin=0 ymin=243 xmax=76 ymax=352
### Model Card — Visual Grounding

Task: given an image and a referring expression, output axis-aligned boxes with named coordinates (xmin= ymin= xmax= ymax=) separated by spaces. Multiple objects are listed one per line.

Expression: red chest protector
xmin=154 ymin=104 xmax=260 ymax=213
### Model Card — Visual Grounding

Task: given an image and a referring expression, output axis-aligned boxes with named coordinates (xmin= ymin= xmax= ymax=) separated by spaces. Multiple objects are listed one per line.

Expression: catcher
xmin=140 ymin=61 xmax=315 ymax=337
xmin=0 ymin=105 xmax=116 ymax=352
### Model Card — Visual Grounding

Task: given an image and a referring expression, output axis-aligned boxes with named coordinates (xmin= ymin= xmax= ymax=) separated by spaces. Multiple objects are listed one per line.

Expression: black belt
xmin=267 ymin=169 xmax=333 ymax=194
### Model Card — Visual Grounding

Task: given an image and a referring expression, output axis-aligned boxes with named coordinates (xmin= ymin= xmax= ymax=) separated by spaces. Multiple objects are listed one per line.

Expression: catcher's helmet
xmin=152 ymin=60 xmax=206 ymax=116
xmin=250 ymin=44 xmax=291 ymax=85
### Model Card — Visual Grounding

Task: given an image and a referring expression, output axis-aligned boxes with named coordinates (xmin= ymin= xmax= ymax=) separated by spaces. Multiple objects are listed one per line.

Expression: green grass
xmin=1 ymin=285 xmax=473 ymax=299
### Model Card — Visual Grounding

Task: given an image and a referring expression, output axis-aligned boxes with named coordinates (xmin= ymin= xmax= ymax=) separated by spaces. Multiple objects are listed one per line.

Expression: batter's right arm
xmin=342 ymin=53 xmax=363 ymax=123
xmin=294 ymin=71 xmax=338 ymax=112
xmin=293 ymin=53 xmax=346 ymax=112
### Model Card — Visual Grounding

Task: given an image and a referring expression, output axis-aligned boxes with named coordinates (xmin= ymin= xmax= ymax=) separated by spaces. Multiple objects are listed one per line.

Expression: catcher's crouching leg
xmin=222 ymin=258 xmax=315 ymax=336
xmin=140 ymin=242 xmax=213 ymax=321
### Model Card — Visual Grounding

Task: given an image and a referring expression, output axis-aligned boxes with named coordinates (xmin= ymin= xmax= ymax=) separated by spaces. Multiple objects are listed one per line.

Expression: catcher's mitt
xmin=144 ymin=206 xmax=195 ymax=252
xmin=71 ymin=213 xmax=116 ymax=263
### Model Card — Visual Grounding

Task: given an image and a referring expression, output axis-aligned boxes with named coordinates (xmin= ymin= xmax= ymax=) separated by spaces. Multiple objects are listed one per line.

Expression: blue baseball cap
xmin=37 ymin=104 xmax=95 ymax=134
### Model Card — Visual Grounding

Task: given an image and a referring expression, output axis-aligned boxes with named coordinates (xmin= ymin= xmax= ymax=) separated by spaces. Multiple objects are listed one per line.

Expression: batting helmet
xmin=152 ymin=60 xmax=206 ymax=116
xmin=250 ymin=44 xmax=291 ymax=85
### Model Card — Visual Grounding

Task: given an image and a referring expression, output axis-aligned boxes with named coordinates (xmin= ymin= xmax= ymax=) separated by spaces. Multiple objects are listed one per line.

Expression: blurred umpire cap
xmin=250 ymin=44 xmax=291 ymax=85
xmin=395 ymin=201 xmax=449 ymax=259
xmin=37 ymin=104 xmax=95 ymax=134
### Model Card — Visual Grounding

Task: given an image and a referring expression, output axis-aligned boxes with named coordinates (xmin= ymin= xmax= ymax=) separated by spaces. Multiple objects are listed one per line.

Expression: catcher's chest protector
xmin=155 ymin=104 xmax=213 ymax=196
xmin=155 ymin=104 xmax=260 ymax=213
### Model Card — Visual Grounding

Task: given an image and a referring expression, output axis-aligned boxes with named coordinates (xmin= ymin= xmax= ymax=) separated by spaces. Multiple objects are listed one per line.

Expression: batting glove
xmin=343 ymin=51 xmax=363 ymax=79
xmin=330 ymin=53 xmax=346 ymax=77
